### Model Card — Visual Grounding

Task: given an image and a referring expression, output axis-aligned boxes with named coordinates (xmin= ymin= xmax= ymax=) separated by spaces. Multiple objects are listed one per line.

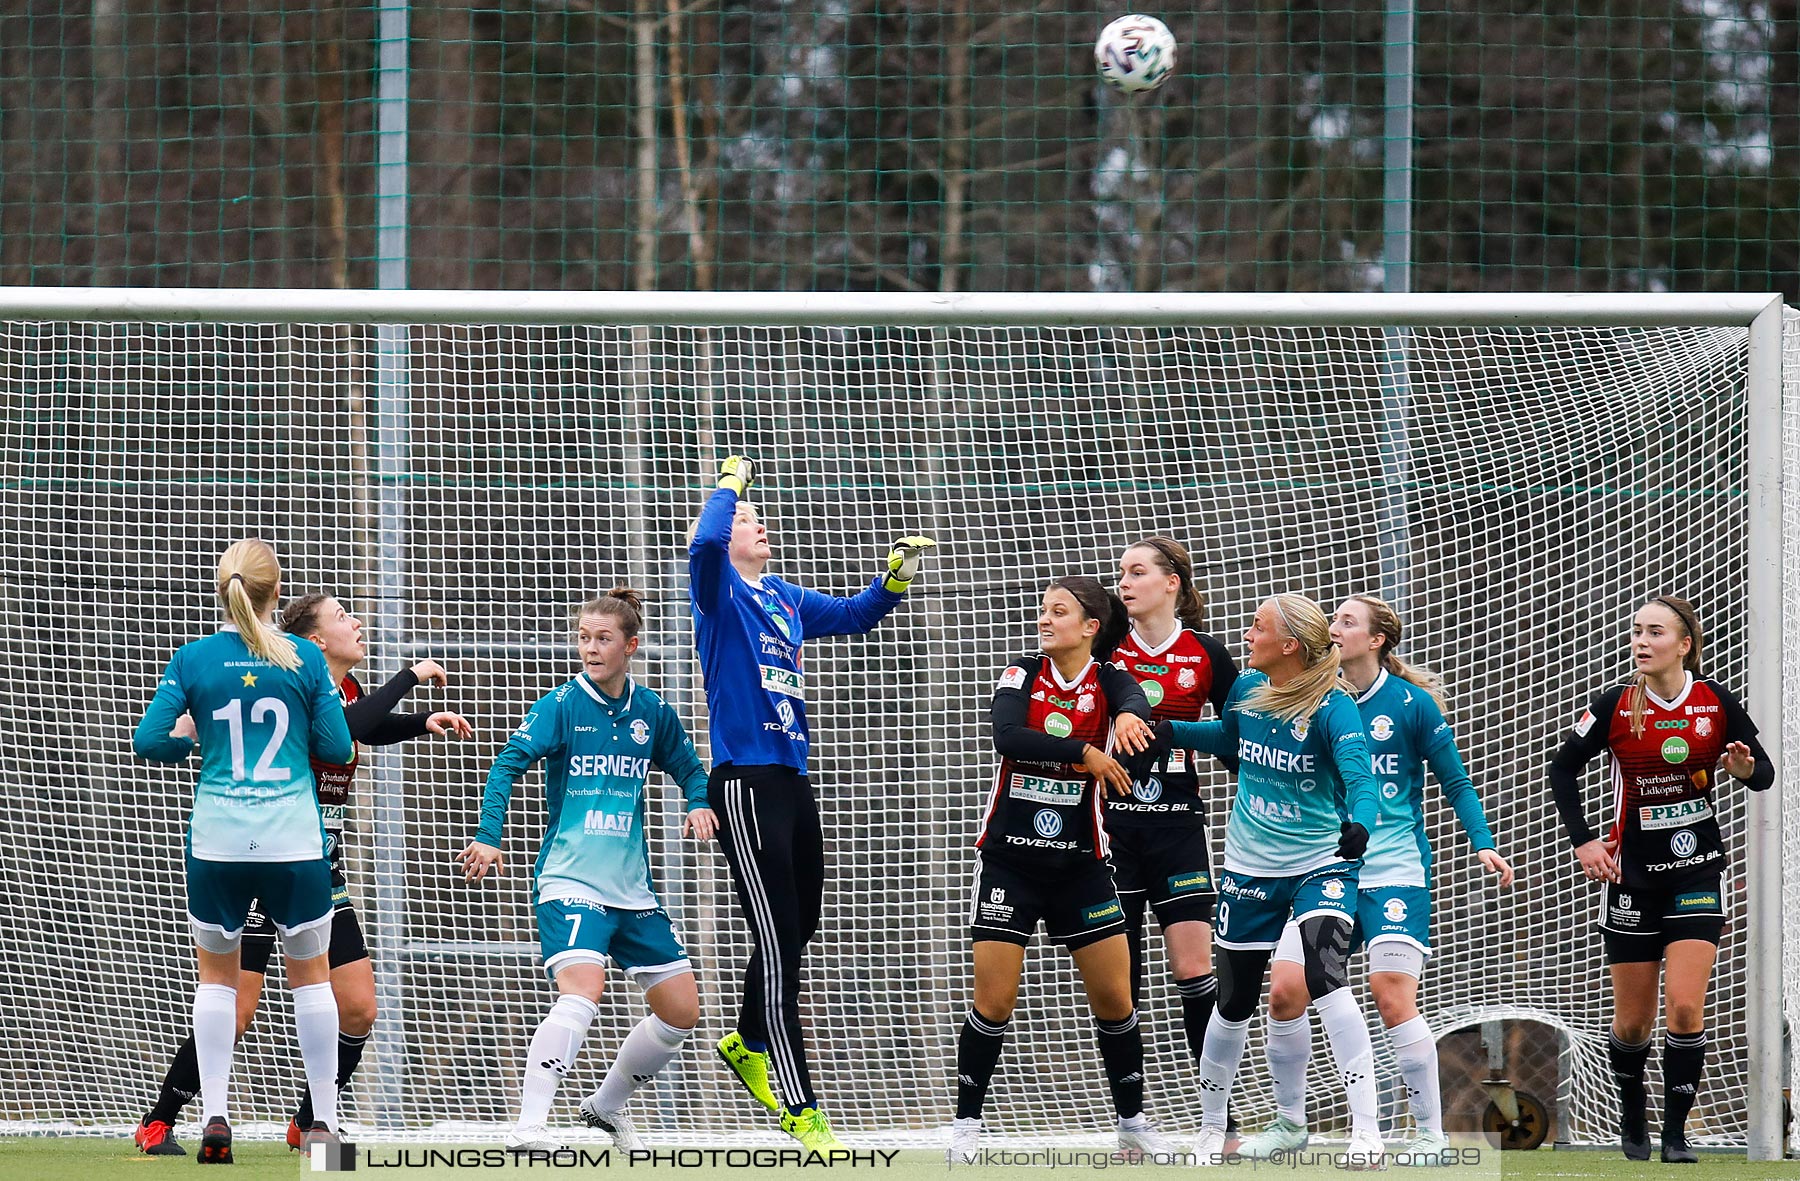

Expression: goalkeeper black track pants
xmin=711 ymin=763 xmax=825 ymax=1111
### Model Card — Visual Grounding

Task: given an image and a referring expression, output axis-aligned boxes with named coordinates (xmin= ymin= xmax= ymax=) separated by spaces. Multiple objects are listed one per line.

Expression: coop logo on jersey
xmin=1141 ymin=680 xmax=1165 ymax=707
xmin=1383 ymin=897 xmax=1409 ymax=923
xmin=1370 ymin=715 xmax=1395 ymax=742
xmin=998 ymin=665 xmax=1028 ymax=691
xmin=1033 ymin=809 xmax=1063 ymax=838
xmin=1178 ymin=667 xmax=1197 ymax=689
xmin=1044 ymin=713 xmax=1073 ymax=738
xmin=1291 ymin=718 xmax=1311 ymax=742
xmin=628 ymin=719 xmax=650 ymax=745
xmin=1321 ymin=878 xmax=1346 ymax=900
xmin=1695 ymin=716 xmax=1713 ymax=737
xmin=1671 ymin=829 xmax=1698 ymax=858
xmin=1133 ymin=777 xmax=1163 ymax=803
xmin=1662 ymin=736 xmax=1690 ymax=763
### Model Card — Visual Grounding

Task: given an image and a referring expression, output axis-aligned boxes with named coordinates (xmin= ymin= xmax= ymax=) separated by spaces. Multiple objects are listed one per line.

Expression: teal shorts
xmin=1214 ymin=863 xmax=1359 ymax=950
xmin=1352 ymin=883 xmax=1432 ymax=954
xmin=536 ymin=898 xmax=691 ymax=983
xmin=186 ymin=853 xmax=333 ymax=941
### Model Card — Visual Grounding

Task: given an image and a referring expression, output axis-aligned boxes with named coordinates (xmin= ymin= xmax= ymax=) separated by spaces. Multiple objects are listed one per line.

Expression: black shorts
xmin=1108 ymin=824 xmax=1216 ymax=926
xmin=968 ymin=854 xmax=1126 ymax=951
xmin=241 ymin=861 xmax=368 ymax=974
xmin=1597 ymin=876 xmax=1726 ymax=964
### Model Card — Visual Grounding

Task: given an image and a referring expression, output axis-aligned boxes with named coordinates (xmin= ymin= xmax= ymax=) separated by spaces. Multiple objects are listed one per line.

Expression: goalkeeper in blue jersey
xmin=132 ymin=538 xmax=356 ymax=1165
xmin=460 ymin=589 xmax=714 ymax=1153
xmin=1157 ymin=593 xmax=1385 ymax=1168
xmin=1244 ymin=595 xmax=1514 ymax=1166
xmin=692 ymin=456 xmax=933 ymax=1152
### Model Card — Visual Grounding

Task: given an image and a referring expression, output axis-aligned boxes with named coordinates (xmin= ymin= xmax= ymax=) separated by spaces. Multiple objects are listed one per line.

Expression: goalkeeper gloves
xmin=1336 ymin=821 xmax=1370 ymax=861
xmin=717 ymin=455 xmax=754 ymax=496
xmin=883 ymin=536 xmax=937 ymax=593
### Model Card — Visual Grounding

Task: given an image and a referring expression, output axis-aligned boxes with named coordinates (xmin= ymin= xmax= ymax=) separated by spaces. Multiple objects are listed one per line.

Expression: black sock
xmin=1608 ymin=1030 xmax=1651 ymax=1131
xmin=1661 ymin=1031 xmax=1707 ymax=1141
xmin=1094 ymin=1011 xmax=1145 ymax=1121
xmin=147 ymin=1036 xmax=201 ymax=1125
xmin=295 ymin=1031 xmax=371 ymax=1125
xmin=956 ymin=1010 xmax=1009 ymax=1120
xmin=1174 ymin=975 xmax=1218 ymax=1069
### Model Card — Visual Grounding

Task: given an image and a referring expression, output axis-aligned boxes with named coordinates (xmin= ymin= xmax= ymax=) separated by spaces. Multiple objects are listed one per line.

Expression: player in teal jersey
xmin=460 ymin=589 xmax=715 ymax=1153
xmin=1246 ymin=595 xmax=1514 ymax=1166
xmin=132 ymin=539 xmax=355 ymax=1164
xmin=1157 ymin=594 xmax=1385 ymax=1168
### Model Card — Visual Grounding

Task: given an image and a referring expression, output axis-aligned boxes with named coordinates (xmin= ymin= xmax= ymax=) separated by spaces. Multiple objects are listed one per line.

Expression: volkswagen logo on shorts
xmin=1133 ymin=777 xmax=1163 ymax=803
xmin=1671 ymin=829 xmax=1698 ymax=857
xmin=1033 ymin=809 xmax=1063 ymax=838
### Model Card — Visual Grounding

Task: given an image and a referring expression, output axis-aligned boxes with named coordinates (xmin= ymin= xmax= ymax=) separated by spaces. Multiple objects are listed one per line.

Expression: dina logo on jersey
xmin=1671 ymin=829 xmax=1698 ymax=857
xmin=1033 ymin=809 xmax=1063 ymax=837
xmin=1661 ymin=736 xmax=1690 ymax=763
xmin=1291 ymin=718 xmax=1310 ymax=742
xmin=760 ymin=598 xmax=793 ymax=640
xmin=630 ymin=719 xmax=650 ymax=745
xmin=1133 ymin=777 xmax=1163 ymax=803
xmin=1140 ymin=680 xmax=1165 ymax=708
xmin=1044 ymin=713 xmax=1073 ymax=738
xmin=1370 ymin=715 xmax=1395 ymax=742
xmin=1383 ymin=897 xmax=1408 ymax=923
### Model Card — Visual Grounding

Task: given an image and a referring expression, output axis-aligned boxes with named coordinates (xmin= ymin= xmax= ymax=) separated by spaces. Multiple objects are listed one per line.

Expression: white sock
xmin=1197 ymin=1013 xmax=1249 ymax=1130
xmin=1389 ymin=1015 xmax=1442 ymax=1136
xmin=291 ymin=983 xmax=340 ymax=1131
xmin=590 ymin=1014 xmax=691 ymax=1113
xmin=192 ymin=984 xmax=237 ymax=1120
xmin=1314 ymin=988 xmax=1378 ymax=1137
xmin=518 ymin=995 xmax=598 ymax=1127
xmin=1267 ymin=1012 xmax=1313 ymax=1125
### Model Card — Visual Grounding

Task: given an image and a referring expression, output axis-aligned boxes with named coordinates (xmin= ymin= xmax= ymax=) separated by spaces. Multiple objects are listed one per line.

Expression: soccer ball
xmin=1095 ymin=15 xmax=1177 ymax=94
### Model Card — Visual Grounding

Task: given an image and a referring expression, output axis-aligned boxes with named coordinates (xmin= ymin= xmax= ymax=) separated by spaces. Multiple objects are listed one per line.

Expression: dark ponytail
xmin=1049 ymin=575 xmax=1129 ymax=661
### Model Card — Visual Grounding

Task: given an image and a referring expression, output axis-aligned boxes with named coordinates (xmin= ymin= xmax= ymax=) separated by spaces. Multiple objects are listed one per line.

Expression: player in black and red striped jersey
xmin=951 ymin=576 xmax=1174 ymax=1165
xmin=1110 ymin=538 xmax=1239 ymax=1091
xmin=135 ymin=594 xmax=473 ymax=1156
xmin=1550 ymin=595 xmax=1771 ymax=1164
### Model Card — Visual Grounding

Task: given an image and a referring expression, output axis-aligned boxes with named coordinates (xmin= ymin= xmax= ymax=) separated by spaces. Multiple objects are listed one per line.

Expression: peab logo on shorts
xmin=1383 ymin=897 xmax=1408 ymax=923
xmin=1671 ymin=829 xmax=1698 ymax=857
xmin=1033 ymin=809 xmax=1063 ymax=837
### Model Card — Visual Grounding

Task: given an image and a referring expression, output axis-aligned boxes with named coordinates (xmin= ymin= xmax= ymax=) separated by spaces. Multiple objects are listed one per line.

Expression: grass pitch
xmin=5 ymin=1137 xmax=1800 ymax=1180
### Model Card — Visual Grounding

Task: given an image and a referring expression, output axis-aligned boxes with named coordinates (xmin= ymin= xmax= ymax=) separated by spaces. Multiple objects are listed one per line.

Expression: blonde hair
xmin=1242 ymin=593 xmax=1346 ymax=722
xmin=218 ymin=538 xmax=300 ymax=671
xmin=1627 ymin=595 xmax=1704 ymax=739
xmin=1349 ymin=593 xmax=1446 ymax=709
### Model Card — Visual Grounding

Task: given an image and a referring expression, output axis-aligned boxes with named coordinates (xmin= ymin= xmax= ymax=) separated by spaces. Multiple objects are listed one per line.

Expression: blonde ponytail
xmin=218 ymin=538 xmax=300 ymax=672
xmin=1243 ymin=593 xmax=1347 ymax=722
xmin=1350 ymin=593 xmax=1446 ymax=710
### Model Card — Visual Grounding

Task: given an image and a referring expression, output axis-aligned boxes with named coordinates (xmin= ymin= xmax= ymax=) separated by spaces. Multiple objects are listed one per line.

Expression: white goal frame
xmin=0 ymin=287 xmax=1785 ymax=1159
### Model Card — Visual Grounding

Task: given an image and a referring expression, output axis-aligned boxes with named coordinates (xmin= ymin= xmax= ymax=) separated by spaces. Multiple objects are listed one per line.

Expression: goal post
xmin=0 ymin=288 xmax=1788 ymax=1158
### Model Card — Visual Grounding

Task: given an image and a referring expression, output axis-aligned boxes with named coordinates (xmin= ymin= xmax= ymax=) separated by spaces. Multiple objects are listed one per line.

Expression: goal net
xmin=0 ymin=292 xmax=1788 ymax=1154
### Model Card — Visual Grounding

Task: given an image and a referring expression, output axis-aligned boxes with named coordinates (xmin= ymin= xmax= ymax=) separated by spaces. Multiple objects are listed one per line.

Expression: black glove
xmin=1119 ymin=720 xmax=1173 ymax=783
xmin=1336 ymin=821 xmax=1370 ymax=861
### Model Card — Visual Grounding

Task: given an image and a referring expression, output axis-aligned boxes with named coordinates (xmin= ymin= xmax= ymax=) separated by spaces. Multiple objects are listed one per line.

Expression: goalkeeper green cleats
xmin=717 ymin=1032 xmax=779 ymax=1112
xmin=780 ymin=1105 xmax=846 ymax=1154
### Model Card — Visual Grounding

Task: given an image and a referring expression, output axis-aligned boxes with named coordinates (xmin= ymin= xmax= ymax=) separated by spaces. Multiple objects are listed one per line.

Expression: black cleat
xmin=1661 ymin=1132 xmax=1698 ymax=1164
xmin=1620 ymin=1111 xmax=1651 ymax=1161
xmin=197 ymin=1116 xmax=233 ymax=1165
